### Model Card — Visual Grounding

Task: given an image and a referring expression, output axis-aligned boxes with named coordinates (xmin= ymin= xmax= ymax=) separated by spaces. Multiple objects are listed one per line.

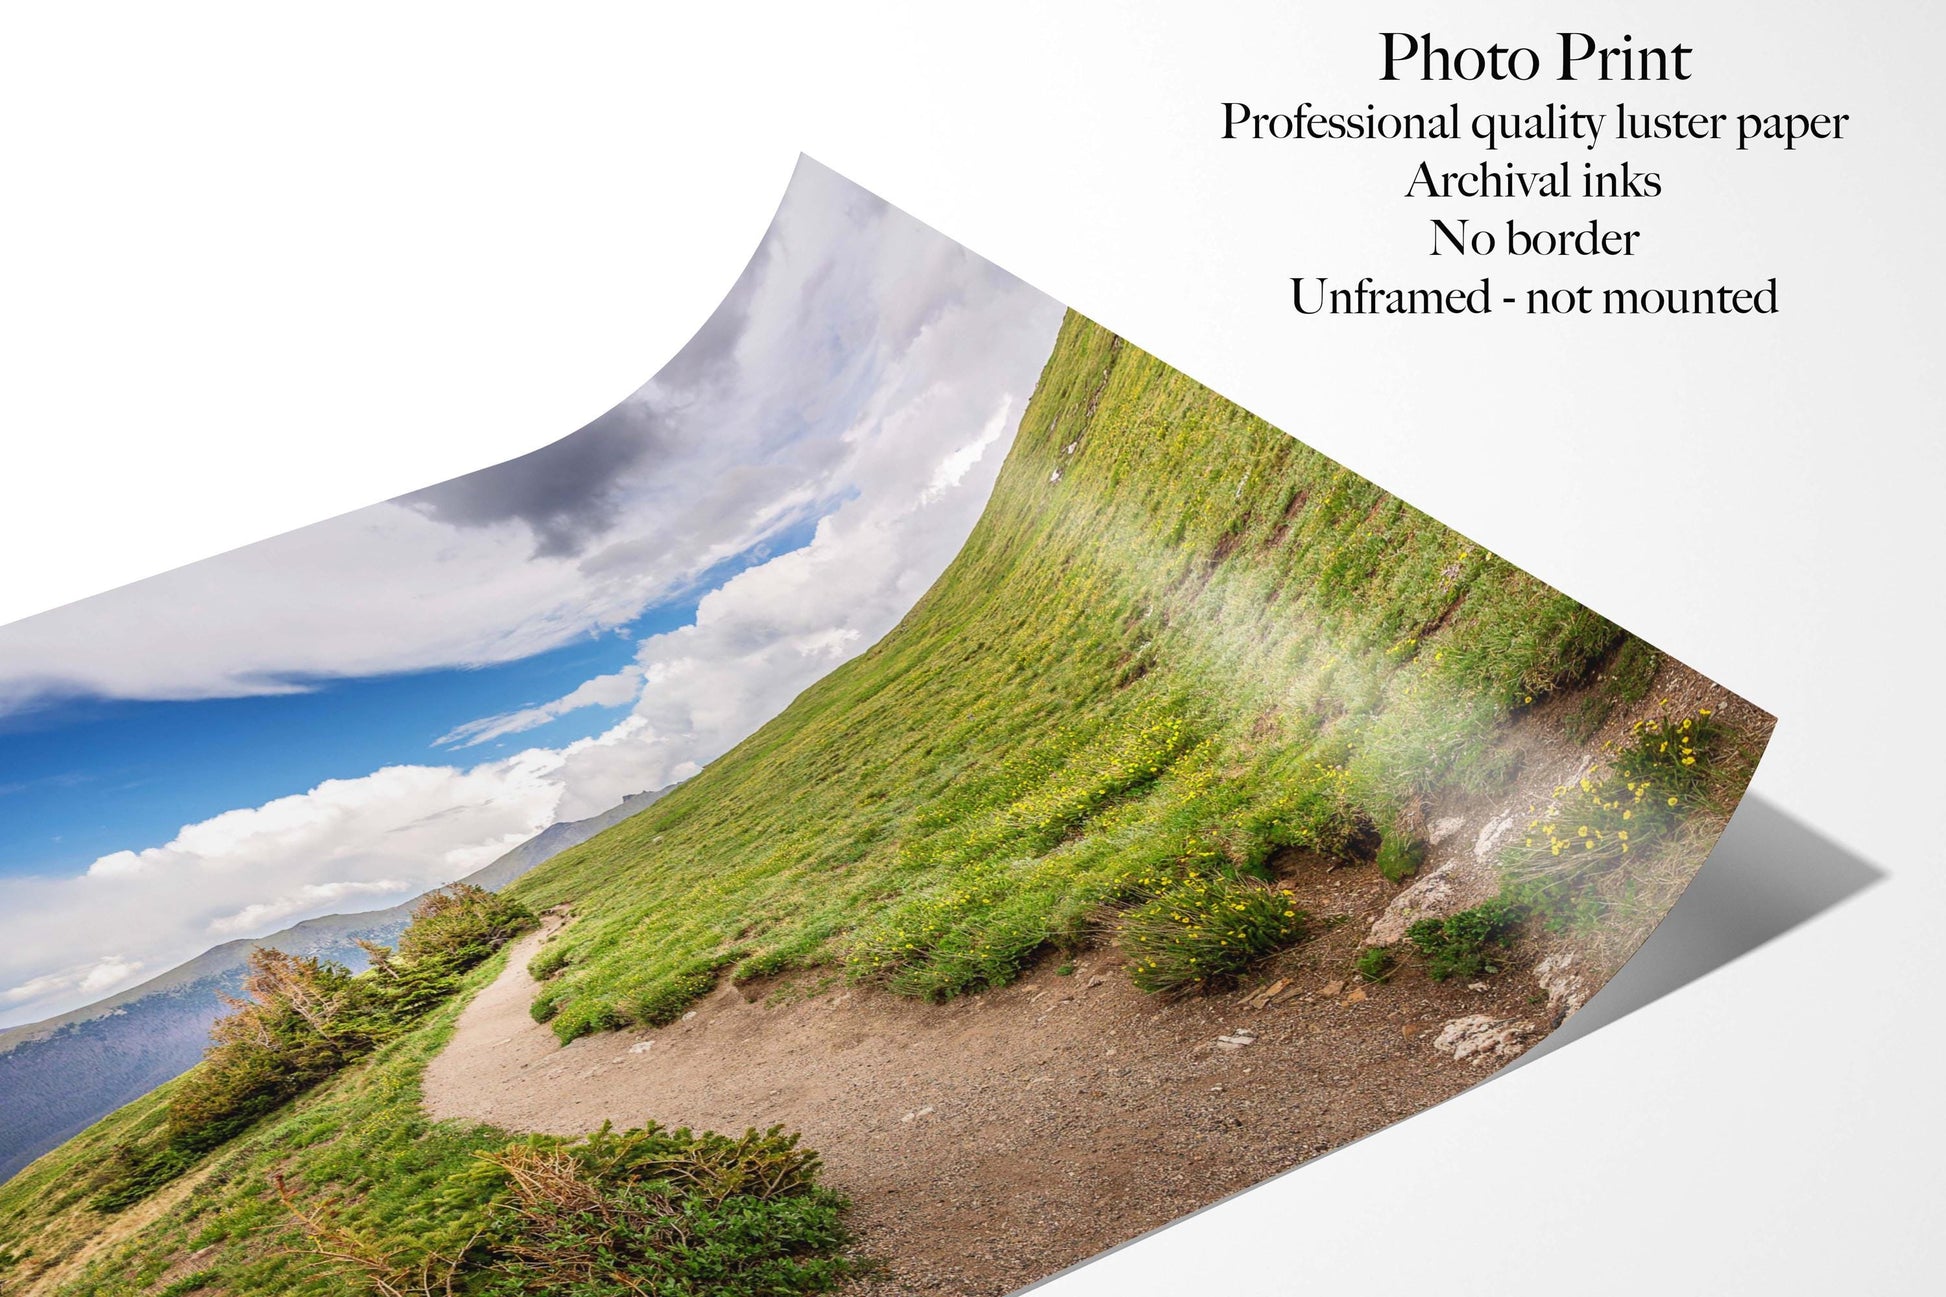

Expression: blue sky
xmin=0 ymin=159 xmax=1064 ymax=1027
xmin=0 ymin=517 xmax=818 ymax=881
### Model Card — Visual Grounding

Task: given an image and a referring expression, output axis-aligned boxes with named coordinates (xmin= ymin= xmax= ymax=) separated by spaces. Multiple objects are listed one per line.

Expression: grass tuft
xmin=1118 ymin=870 xmax=1306 ymax=994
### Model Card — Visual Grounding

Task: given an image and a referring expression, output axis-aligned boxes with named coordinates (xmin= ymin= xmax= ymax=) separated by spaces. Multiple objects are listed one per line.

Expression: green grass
xmin=0 ymin=311 xmax=1768 ymax=1290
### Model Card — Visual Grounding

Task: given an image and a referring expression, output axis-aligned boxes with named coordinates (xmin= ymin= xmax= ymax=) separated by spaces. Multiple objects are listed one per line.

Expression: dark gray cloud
xmin=398 ymin=400 xmax=666 ymax=558
xmin=652 ymin=243 xmax=765 ymax=399
xmin=395 ymin=220 xmax=777 ymax=559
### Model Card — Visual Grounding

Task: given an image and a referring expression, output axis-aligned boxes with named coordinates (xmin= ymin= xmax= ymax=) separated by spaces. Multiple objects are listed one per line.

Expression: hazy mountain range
xmin=0 ymin=788 xmax=665 ymax=1184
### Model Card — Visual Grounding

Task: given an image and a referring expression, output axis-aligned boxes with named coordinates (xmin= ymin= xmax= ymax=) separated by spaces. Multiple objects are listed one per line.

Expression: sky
xmin=0 ymin=158 xmax=1064 ymax=1029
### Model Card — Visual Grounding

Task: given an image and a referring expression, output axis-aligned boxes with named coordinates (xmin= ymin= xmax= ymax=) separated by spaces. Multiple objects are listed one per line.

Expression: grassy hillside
xmin=0 ymin=312 xmax=1765 ymax=1294
xmin=509 ymin=312 xmax=1647 ymax=1038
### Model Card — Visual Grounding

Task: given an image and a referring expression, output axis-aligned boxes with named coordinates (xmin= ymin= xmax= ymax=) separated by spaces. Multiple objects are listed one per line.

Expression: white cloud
xmin=427 ymin=160 xmax=1064 ymax=804
xmin=923 ymin=399 xmax=1014 ymax=503
xmin=1 ymin=956 xmax=145 ymax=1006
xmin=0 ymin=755 xmax=565 ymax=1027
xmin=207 ymin=880 xmax=414 ymax=936
xmin=436 ymin=665 xmax=646 ymax=749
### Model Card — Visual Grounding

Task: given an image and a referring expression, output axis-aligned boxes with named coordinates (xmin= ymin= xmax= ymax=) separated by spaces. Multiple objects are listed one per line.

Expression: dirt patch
xmin=425 ymin=897 xmax=1538 ymax=1294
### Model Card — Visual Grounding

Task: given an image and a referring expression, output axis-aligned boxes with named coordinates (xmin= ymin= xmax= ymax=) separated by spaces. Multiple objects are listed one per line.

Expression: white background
xmin=2 ymin=3 xmax=1940 ymax=1292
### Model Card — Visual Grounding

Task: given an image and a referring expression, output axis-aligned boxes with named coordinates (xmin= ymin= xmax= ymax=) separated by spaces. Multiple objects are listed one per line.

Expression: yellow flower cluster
xmin=1119 ymin=870 xmax=1304 ymax=994
xmin=1505 ymin=706 xmax=1722 ymax=896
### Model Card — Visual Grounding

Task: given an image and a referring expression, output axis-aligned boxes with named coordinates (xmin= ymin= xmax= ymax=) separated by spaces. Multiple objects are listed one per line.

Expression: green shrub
xmin=1354 ymin=945 xmax=1396 ymax=983
xmin=1374 ymin=834 xmax=1426 ymax=884
xmin=1406 ymin=897 xmax=1527 ymax=981
xmin=1246 ymin=761 xmax=1376 ymax=863
xmin=1563 ymin=636 xmax=1661 ymax=740
xmin=397 ymin=882 xmax=536 ymax=965
xmin=476 ymin=1123 xmax=851 ymax=1297
xmin=281 ymin=1122 xmax=854 ymax=1297
xmin=1118 ymin=869 xmax=1306 ymax=993
xmin=628 ymin=960 xmax=727 ymax=1029
xmin=846 ymin=858 xmax=1066 ymax=1000
xmin=89 ymin=1144 xmax=196 ymax=1213
xmin=549 ymin=998 xmax=627 ymax=1044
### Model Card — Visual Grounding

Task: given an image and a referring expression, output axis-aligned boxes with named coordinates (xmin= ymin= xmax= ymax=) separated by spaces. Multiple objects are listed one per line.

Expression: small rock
xmin=1243 ymin=978 xmax=1290 ymax=1009
xmin=628 ymin=1041 xmax=654 ymax=1055
xmin=1214 ymin=1031 xmax=1257 ymax=1049
xmin=1467 ymin=981 xmax=1490 ymax=992
xmin=900 ymin=1105 xmax=936 ymax=1123
xmin=1472 ymin=812 xmax=1521 ymax=864
xmin=1344 ymin=987 xmax=1368 ymax=1004
xmin=1087 ymin=975 xmax=1106 ymax=988
xmin=1368 ymin=857 xmax=1503 ymax=946
xmin=1429 ymin=815 xmax=1467 ymax=846
xmin=1321 ymin=979 xmax=1346 ymax=997
xmin=681 ymin=1010 xmax=698 ymax=1022
xmin=1534 ymin=951 xmax=1589 ymax=1024
xmin=1432 ymin=1014 xmax=1537 ymax=1065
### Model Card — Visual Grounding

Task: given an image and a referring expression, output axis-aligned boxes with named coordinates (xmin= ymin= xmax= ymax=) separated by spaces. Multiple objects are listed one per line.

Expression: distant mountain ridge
xmin=0 ymin=787 xmax=665 ymax=1184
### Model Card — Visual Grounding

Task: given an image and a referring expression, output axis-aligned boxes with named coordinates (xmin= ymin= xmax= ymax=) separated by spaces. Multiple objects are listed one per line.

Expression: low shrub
xmin=1562 ymin=636 xmax=1660 ymax=741
xmin=1354 ymin=945 xmax=1396 ymax=983
xmin=398 ymin=883 xmax=536 ymax=965
xmin=280 ymin=1122 xmax=855 ymax=1297
xmin=1374 ymin=834 xmax=1426 ymax=884
xmin=1406 ymin=897 xmax=1527 ymax=981
xmin=846 ymin=859 xmax=1064 ymax=1001
xmin=1118 ymin=869 xmax=1306 ymax=994
xmin=547 ymin=998 xmax=627 ymax=1044
xmin=1246 ymin=761 xmax=1377 ymax=864
xmin=477 ymin=1123 xmax=852 ymax=1296
xmin=628 ymin=959 xmax=728 ymax=1029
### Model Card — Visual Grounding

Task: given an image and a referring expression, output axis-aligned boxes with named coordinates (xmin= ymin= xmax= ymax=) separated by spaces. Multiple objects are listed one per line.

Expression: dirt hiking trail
xmin=429 ymin=897 xmax=1523 ymax=1293
xmin=423 ymin=662 xmax=1758 ymax=1295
